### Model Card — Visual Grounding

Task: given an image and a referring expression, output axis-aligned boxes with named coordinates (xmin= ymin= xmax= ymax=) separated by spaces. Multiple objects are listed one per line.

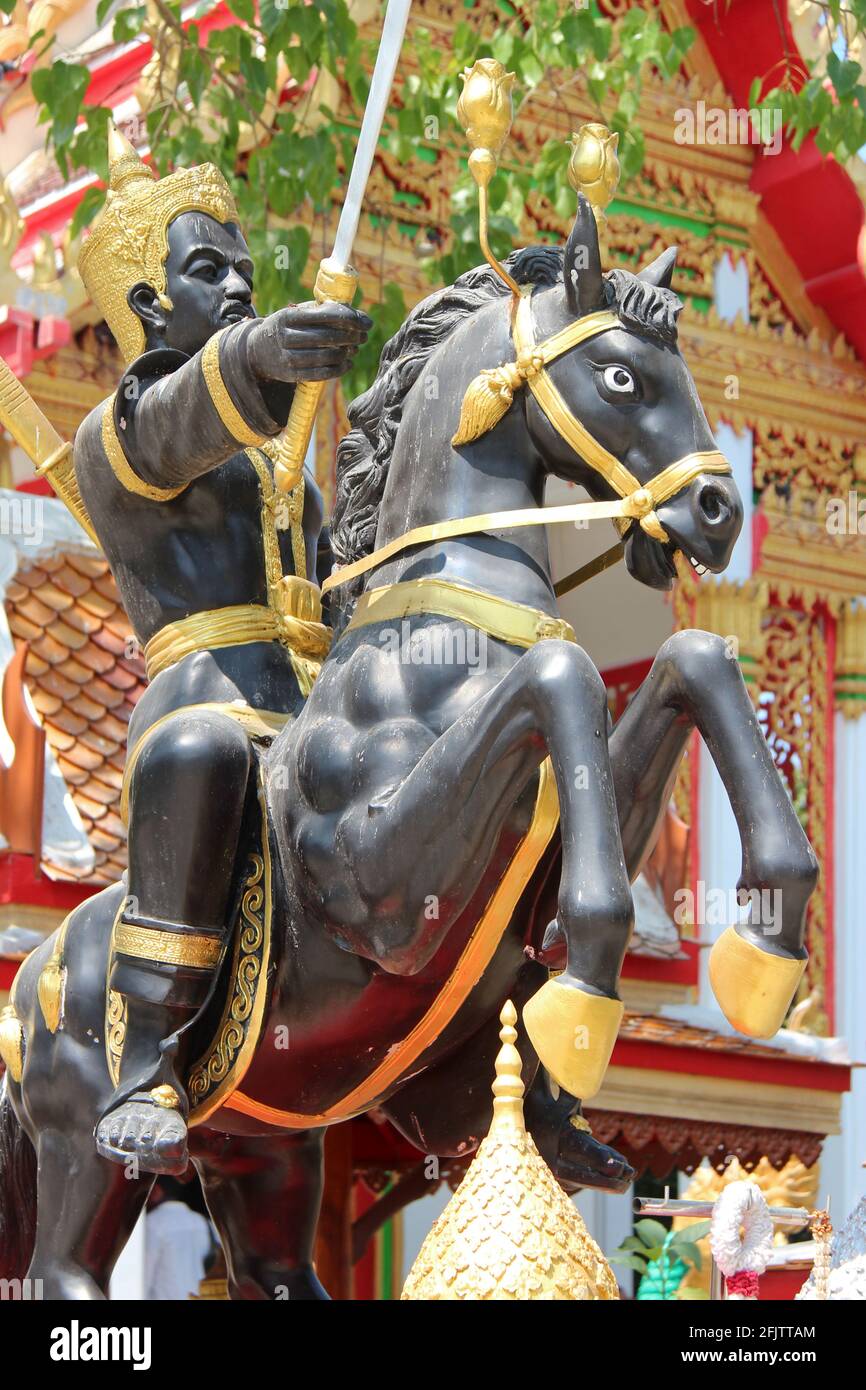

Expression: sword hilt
xmin=274 ymin=258 xmax=360 ymax=495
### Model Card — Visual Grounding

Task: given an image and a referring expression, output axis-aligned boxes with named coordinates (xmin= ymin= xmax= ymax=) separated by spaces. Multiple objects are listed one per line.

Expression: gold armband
xmin=102 ymin=398 xmax=188 ymax=502
xmin=114 ymin=922 xmax=222 ymax=970
xmin=202 ymin=327 xmax=269 ymax=447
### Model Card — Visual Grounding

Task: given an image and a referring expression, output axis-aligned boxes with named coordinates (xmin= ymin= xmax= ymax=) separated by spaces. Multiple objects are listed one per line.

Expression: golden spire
xmin=401 ymin=1002 xmax=620 ymax=1301
xmin=107 ymin=123 xmax=154 ymax=192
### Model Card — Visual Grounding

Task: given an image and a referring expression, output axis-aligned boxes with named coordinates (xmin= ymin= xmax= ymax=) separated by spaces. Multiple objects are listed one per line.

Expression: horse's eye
xmin=601 ymin=365 xmax=637 ymax=395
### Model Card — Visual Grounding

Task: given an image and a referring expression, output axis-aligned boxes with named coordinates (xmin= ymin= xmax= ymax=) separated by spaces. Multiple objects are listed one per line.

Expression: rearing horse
xmin=0 ymin=197 xmax=816 ymax=1299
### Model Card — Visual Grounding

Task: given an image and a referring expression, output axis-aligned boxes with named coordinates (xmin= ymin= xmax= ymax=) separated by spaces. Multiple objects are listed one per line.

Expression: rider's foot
xmin=95 ymin=1090 xmax=189 ymax=1175
xmin=551 ymin=1117 xmax=634 ymax=1194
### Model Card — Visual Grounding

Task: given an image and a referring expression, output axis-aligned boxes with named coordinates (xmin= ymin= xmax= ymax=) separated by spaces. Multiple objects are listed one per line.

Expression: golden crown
xmin=77 ymin=126 xmax=239 ymax=363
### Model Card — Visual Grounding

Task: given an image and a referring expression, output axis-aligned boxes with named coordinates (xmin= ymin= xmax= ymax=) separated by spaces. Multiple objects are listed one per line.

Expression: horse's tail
xmin=0 ymin=1078 xmax=37 ymax=1280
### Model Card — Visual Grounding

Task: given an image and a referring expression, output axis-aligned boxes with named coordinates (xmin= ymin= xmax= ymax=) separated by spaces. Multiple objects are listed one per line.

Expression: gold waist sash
xmin=345 ymin=577 xmax=576 ymax=649
xmin=144 ymin=576 xmax=331 ymax=687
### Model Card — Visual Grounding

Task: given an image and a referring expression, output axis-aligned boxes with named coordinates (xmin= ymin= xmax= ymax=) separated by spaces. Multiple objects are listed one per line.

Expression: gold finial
xmin=457 ymin=59 xmax=520 ymax=298
xmin=490 ymin=999 xmax=525 ymax=1129
xmin=567 ymin=122 xmax=621 ymax=228
xmin=401 ymin=997 xmax=620 ymax=1301
xmin=107 ymin=123 xmax=155 ymax=193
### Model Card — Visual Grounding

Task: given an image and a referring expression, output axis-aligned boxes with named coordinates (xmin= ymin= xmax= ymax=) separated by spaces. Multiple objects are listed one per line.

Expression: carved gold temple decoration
xmin=835 ymin=601 xmax=866 ymax=721
xmin=758 ymin=603 xmax=830 ymax=1030
xmin=402 ymin=1001 xmax=620 ymax=1301
xmin=675 ymin=1154 xmax=820 ymax=1293
xmin=691 ymin=579 xmax=768 ymax=700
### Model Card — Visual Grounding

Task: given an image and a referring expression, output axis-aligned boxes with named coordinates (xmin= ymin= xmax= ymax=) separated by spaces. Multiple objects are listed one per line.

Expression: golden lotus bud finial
xmin=401 ymin=997 xmax=621 ymax=1301
xmin=567 ymin=122 xmax=620 ymax=227
xmin=107 ymin=122 xmax=154 ymax=194
xmin=457 ymin=58 xmax=516 ymax=190
xmin=490 ymin=999 xmax=525 ymax=1129
xmin=456 ymin=58 xmax=519 ymax=297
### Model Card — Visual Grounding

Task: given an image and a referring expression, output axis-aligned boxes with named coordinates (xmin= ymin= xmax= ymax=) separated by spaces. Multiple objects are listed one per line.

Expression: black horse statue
xmin=0 ymin=196 xmax=816 ymax=1299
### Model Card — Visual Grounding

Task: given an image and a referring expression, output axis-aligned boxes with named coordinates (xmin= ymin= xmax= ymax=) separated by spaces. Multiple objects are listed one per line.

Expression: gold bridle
xmin=322 ymin=291 xmax=731 ymax=596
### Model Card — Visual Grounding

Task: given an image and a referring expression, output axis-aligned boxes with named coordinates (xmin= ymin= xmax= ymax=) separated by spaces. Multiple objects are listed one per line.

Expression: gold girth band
xmin=346 ymin=577 xmax=577 ymax=649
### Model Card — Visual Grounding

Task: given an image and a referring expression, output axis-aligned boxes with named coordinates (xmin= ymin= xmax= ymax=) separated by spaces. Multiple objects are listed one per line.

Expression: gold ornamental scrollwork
xmin=106 ymin=989 xmax=127 ymax=1087
xmin=187 ymin=851 xmax=268 ymax=1109
xmin=758 ymin=602 xmax=830 ymax=1032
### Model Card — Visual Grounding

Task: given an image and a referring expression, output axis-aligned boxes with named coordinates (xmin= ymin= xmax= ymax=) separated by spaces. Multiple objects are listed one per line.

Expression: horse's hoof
xmin=552 ymin=1122 xmax=635 ymax=1195
xmin=95 ymin=1098 xmax=189 ymax=1176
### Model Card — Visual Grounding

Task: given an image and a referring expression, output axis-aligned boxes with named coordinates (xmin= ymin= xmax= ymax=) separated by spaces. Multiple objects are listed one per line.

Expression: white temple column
xmin=821 ymin=604 xmax=866 ymax=1215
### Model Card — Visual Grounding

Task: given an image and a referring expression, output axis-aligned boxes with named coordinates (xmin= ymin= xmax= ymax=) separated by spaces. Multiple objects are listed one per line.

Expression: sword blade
xmin=330 ymin=0 xmax=413 ymax=271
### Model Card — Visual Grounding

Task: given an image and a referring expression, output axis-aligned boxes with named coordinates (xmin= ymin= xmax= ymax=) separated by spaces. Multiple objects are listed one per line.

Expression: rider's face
xmin=158 ymin=212 xmax=257 ymax=356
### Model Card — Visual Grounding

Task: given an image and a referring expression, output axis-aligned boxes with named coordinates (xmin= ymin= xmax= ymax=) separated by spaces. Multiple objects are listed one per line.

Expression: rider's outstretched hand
xmin=247 ymin=301 xmax=372 ymax=384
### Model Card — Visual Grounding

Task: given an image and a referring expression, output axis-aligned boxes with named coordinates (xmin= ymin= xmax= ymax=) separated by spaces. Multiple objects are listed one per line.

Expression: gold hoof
xmin=709 ymin=926 xmax=806 ymax=1039
xmin=523 ymin=978 xmax=623 ymax=1100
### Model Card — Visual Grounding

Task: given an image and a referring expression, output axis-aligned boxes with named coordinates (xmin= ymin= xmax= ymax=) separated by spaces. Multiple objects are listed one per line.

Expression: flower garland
xmin=709 ymin=1181 xmax=774 ymax=1300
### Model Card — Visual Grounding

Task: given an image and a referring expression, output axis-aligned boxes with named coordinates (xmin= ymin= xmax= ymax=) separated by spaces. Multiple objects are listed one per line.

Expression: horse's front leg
xmin=609 ymin=628 xmax=818 ymax=1037
xmin=341 ymin=638 xmax=634 ymax=1103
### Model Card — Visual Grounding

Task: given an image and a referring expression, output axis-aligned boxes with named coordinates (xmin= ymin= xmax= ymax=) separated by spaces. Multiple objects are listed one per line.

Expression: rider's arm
xmin=106 ymin=321 xmax=293 ymax=496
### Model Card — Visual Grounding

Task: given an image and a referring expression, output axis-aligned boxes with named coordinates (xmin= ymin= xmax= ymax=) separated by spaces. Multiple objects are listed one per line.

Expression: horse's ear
xmin=638 ymin=246 xmax=677 ymax=289
xmin=564 ymin=193 xmax=605 ymax=317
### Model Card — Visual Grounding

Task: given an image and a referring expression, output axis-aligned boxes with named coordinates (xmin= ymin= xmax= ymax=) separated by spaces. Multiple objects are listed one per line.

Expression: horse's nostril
xmin=699 ymin=484 xmax=727 ymax=523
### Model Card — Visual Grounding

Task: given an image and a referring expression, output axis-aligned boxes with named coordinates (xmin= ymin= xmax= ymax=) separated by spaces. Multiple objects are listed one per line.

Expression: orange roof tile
xmin=6 ymin=550 xmax=146 ymax=885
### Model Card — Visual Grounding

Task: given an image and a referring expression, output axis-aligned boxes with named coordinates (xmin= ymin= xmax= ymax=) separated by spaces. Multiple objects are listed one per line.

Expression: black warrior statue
xmin=0 ymin=90 xmax=816 ymax=1300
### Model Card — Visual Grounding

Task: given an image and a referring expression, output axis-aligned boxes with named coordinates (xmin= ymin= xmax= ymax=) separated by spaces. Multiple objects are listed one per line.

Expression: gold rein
xmin=322 ymin=291 xmax=730 ymax=598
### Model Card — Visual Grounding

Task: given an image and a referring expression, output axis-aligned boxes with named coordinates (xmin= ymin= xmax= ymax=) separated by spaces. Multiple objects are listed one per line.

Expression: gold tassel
xmin=37 ymin=957 xmax=66 ymax=1035
xmin=451 ymin=364 xmax=521 ymax=447
xmin=0 ymin=1005 xmax=24 ymax=1083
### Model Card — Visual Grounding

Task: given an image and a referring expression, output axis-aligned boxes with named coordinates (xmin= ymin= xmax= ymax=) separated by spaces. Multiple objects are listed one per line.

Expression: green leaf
xmin=70 ymin=185 xmax=106 ymax=239
xmin=670 ymin=1220 xmax=711 ymax=1244
xmin=610 ymin=1253 xmax=648 ymax=1274
xmin=227 ymin=0 xmax=256 ymax=23
xmin=634 ymin=1218 xmax=669 ymax=1248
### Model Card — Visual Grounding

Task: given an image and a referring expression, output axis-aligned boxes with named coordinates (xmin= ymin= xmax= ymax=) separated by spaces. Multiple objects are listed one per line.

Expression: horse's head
xmin=522 ymin=195 xmax=742 ymax=589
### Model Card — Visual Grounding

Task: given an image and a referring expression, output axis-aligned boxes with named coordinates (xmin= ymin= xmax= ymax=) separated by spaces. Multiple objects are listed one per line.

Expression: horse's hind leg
xmin=28 ymin=1128 xmax=153 ymax=1299
xmin=193 ymin=1128 xmax=328 ymax=1300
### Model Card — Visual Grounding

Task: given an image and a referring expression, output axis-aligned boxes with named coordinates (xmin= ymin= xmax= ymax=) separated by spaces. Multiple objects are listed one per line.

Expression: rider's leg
xmin=192 ymin=1128 xmax=328 ymax=1300
xmin=96 ymin=710 xmax=253 ymax=1175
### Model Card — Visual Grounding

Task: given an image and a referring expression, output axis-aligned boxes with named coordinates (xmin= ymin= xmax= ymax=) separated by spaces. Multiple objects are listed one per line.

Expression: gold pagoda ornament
xmin=401 ymin=1002 xmax=620 ymax=1301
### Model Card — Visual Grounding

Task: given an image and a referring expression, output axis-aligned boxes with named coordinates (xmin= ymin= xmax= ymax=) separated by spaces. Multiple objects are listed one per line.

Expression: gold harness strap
xmin=346 ymin=577 xmax=577 ymax=648
xmin=322 ymin=292 xmax=731 ymax=596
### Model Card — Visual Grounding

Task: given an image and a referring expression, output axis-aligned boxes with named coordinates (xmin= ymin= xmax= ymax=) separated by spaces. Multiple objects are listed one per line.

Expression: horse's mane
xmin=330 ymin=245 xmax=680 ymax=573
